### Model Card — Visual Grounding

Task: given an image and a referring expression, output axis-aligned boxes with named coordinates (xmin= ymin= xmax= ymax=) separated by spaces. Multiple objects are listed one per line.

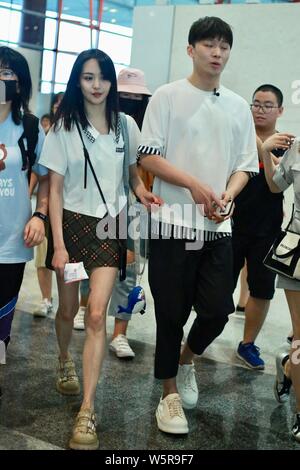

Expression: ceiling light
xmin=109 ymin=8 xmax=117 ymax=13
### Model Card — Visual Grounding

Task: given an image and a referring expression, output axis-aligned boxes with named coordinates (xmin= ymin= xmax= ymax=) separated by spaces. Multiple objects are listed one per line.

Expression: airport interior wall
xmin=131 ymin=3 xmax=300 ymax=135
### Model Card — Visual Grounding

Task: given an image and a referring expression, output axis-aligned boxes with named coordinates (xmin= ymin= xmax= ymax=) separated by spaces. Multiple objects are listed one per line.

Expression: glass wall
xmin=0 ymin=0 xmax=133 ymax=94
xmin=0 ymin=0 xmax=298 ymax=94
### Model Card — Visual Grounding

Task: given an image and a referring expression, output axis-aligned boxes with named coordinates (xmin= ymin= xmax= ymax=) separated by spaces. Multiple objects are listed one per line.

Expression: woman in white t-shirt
xmin=0 ymin=47 xmax=48 ymax=395
xmin=39 ymin=49 xmax=160 ymax=450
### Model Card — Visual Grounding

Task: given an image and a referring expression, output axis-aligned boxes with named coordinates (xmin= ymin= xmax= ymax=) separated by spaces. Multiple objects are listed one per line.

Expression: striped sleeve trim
xmin=248 ymin=171 xmax=258 ymax=179
xmin=137 ymin=145 xmax=161 ymax=163
xmin=151 ymin=221 xmax=231 ymax=241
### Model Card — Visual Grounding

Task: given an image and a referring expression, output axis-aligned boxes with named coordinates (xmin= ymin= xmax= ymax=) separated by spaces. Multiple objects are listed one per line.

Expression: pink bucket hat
xmin=117 ymin=68 xmax=151 ymax=96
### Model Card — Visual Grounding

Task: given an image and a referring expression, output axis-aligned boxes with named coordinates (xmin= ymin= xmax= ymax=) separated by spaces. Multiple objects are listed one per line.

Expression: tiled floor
xmin=0 ymin=257 xmax=298 ymax=450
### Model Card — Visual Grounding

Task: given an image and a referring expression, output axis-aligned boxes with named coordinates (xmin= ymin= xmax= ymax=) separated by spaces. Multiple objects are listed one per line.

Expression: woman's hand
xmin=52 ymin=247 xmax=69 ymax=278
xmin=24 ymin=217 xmax=45 ymax=248
xmin=262 ymin=133 xmax=295 ymax=153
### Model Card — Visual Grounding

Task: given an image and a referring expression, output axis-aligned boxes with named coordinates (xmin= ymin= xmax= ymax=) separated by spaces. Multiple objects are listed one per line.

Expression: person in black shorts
xmin=233 ymin=84 xmax=285 ymax=369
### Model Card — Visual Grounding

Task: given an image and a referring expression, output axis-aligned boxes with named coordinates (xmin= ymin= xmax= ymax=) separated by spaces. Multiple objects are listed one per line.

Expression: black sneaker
xmin=274 ymin=353 xmax=292 ymax=403
xmin=291 ymin=413 xmax=300 ymax=443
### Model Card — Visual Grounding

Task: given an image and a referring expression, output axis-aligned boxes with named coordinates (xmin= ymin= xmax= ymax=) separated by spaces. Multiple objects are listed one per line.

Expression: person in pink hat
xmin=73 ymin=67 xmax=154 ymax=359
xmin=108 ymin=67 xmax=153 ymax=359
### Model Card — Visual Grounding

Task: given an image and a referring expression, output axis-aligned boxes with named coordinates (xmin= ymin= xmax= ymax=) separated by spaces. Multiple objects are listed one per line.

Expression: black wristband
xmin=32 ymin=211 xmax=48 ymax=222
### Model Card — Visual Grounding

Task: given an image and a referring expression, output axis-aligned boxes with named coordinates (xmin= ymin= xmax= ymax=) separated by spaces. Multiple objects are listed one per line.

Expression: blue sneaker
xmin=236 ymin=342 xmax=265 ymax=370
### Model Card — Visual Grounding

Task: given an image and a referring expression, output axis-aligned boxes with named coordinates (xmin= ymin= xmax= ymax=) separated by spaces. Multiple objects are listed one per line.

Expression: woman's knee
xmin=85 ymin=308 xmax=106 ymax=332
xmin=56 ymin=302 xmax=78 ymax=322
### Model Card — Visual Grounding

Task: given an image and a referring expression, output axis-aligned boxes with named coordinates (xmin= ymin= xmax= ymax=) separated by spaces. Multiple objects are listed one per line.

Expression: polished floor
xmin=0 ymin=256 xmax=299 ymax=451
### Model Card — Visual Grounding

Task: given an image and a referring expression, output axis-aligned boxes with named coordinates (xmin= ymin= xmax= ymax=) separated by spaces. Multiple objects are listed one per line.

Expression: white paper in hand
xmin=64 ymin=262 xmax=89 ymax=284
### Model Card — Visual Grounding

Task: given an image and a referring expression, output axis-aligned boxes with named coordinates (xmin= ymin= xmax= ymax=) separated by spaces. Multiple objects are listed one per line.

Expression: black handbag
xmin=263 ymin=206 xmax=300 ymax=281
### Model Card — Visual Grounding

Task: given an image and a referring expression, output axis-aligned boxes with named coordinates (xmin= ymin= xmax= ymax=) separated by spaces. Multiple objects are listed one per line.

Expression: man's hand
xmin=262 ymin=133 xmax=295 ymax=153
xmin=135 ymin=187 xmax=163 ymax=210
xmin=52 ymin=247 xmax=69 ymax=279
xmin=24 ymin=217 xmax=45 ymax=248
xmin=189 ymin=180 xmax=223 ymax=218
xmin=211 ymin=190 xmax=235 ymax=224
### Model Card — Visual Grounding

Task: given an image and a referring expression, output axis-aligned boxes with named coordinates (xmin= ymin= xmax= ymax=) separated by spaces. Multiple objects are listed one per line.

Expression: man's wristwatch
xmin=32 ymin=211 xmax=48 ymax=222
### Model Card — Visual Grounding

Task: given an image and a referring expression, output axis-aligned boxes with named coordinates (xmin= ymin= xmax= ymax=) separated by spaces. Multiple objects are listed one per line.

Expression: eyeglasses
xmin=250 ymin=103 xmax=279 ymax=114
xmin=0 ymin=69 xmax=16 ymax=80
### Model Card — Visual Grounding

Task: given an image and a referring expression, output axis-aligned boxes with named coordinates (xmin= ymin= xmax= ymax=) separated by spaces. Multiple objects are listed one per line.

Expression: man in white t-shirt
xmin=138 ymin=16 xmax=258 ymax=434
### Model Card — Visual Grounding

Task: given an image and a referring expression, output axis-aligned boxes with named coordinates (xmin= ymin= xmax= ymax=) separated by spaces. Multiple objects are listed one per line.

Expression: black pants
xmin=149 ymin=237 xmax=234 ymax=379
xmin=0 ymin=263 xmax=25 ymax=348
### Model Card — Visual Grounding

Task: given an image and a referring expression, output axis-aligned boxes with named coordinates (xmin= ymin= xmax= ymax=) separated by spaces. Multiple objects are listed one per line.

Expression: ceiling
xmin=44 ymin=1 xmax=200 ymax=29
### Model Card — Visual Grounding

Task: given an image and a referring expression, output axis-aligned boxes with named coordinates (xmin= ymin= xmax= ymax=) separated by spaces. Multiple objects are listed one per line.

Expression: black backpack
xmin=18 ymin=113 xmax=40 ymax=182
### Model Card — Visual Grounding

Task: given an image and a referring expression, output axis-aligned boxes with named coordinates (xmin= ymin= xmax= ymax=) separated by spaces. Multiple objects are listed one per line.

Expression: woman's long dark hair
xmin=49 ymin=91 xmax=64 ymax=123
xmin=54 ymin=49 xmax=118 ymax=132
xmin=0 ymin=46 xmax=32 ymax=124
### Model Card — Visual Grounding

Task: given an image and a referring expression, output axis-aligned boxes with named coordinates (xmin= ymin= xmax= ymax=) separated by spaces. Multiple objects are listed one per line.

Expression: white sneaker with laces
xmin=176 ymin=363 xmax=199 ymax=409
xmin=33 ymin=298 xmax=53 ymax=318
xmin=156 ymin=393 xmax=188 ymax=434
xmin=109 ymin=334 xmax=135 ymax=358
xmin=73 ymin=307 xmax=86 ymax=330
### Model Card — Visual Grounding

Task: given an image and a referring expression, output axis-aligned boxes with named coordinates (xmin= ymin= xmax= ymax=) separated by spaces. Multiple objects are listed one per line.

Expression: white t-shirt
xmin=39 ymin=115 xmax=140 ymax=218
xmin=0 ymin=113 xmax=47 ymax=263
xmin=139 ymin=79 xmax=259 ymax=232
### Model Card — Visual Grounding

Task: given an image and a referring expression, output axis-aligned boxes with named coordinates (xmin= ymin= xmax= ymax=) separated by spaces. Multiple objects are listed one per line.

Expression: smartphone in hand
xmin=216 ymin=199 xmax=234 ymax=217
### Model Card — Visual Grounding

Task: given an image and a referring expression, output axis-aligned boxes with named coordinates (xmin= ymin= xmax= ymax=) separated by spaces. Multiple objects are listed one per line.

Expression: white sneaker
xmin=73 ymin=307 xmax=86 ymax=330
xmin=156 ymin=393 xmax=189 ymax=434
xmin=33 ymin=298 xmax=53 ymax=318
xmin=109 ymin=334 xmax=135 ymax=358
xmin=176 ymin=363 xmax=198 ymax=409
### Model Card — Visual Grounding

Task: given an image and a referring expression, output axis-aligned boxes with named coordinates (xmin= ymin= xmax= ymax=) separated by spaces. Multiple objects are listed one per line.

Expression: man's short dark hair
xmin=188 ymin=16 xmax=233 ymax=48
xmin=253 ymin=84 xmax=283 ymax=107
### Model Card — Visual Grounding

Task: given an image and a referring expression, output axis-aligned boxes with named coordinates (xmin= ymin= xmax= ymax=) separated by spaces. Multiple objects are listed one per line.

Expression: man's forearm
xmin=139 ymin=154 xmax=195 ymax=191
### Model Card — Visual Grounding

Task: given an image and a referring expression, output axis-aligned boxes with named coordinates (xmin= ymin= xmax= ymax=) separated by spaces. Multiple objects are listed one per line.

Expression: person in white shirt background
xmin=39 ymin=48 xmax=161 ymax=450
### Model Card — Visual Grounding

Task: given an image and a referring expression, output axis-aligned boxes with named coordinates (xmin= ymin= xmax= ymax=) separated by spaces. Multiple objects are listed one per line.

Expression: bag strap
xmin=273 ymin=238 xmax=300 ymax=259
xmin=285 ymin=204 xmax=295 ymax=231
xmin=75 ymin=120 xmax=108 ymax=218
xmin=119 ymin=112 xmax=130 ymax=196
